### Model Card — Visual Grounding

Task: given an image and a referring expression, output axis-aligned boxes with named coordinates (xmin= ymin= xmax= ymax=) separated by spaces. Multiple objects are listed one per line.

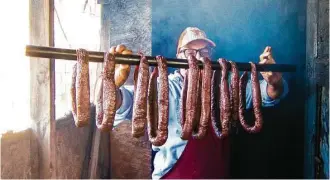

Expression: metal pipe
xmin=25 ymin=45 xmax=296 ymax=72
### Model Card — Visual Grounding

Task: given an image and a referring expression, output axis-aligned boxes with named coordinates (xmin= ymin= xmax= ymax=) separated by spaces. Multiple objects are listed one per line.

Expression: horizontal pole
xmin=25 ymin=45 xmax=296 ymax=72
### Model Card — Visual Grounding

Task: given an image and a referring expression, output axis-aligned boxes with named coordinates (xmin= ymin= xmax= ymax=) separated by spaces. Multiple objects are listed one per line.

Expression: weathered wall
xmin=105 ymin=0 xmax=152 ymax=86
xmin=100 ymin=0 xmax=152 ymax=178
xmin=305 ymin=0 xmax=329 ymax=178
xmin=1 ymin=129 xmax=39 ymax=179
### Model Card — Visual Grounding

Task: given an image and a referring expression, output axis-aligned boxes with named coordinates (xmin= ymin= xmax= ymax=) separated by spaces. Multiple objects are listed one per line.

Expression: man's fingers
xmin=116 ymin=44 xmax=126 ymax=53
xmin=109 ymin=46 xmax=116 ymax=54
xmin=259 ymin=59 xmax=268 ymax=64
xmin=121 ymin=49 xmax=132 ymax=55
xmin=260 ymin=52 xmax=271 ymax=61
xmin=263 ymin=46 xmax=272 ymax=53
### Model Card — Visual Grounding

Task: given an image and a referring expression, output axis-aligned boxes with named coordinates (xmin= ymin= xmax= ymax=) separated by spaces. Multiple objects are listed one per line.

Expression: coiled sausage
xmin=132 ymin=54 xmax=149 ymax=137
xmin=71 ymin=49 xmax=90 ymax=127
xmin=192 ymin=57 xmax=212 ymax=139
xmin=229 ymin=61 xmax=239 ymax=132
xmin=98 ymin=52 xmax=117 ymax=132
xmin=218 ymin=58 xmax=230 ymax=138
xmin=211 ymin=70 xmax=222 ymax=137
xmin=147 ymin=56 xmax=169 ymax=146
xmin=239 ymin=62 xmax=263 ymax=133
xmin=181 ymin=55 xmax=199 ymax=140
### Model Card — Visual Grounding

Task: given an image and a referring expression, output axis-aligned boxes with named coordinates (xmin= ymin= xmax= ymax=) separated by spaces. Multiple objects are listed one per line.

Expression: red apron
xmin=161 ymin=121 xmax=230 ymax=179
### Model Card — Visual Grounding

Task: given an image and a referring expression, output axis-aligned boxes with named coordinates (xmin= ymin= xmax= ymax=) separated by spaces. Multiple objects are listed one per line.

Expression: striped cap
xmin=177 ymin=27 xmax=216 ymax=54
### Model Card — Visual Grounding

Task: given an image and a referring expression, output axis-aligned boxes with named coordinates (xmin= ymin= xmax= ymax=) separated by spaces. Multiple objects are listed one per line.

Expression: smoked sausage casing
xmin=147 ymin=67 xmax=159 ymax=139
xmin=132 ymin=55 xmax=149 ymax=137
xmin=98 ymin=52 xmax=117 ymax=132
xmin=71 ymin=49 xmax=90 ymax=127
xmin=192 ymin=57 xmax=212 ymax=139
xmin=180 ymin=71 xmax=188 ymax=128
xmin=147 ymin=56 xmax=169 ymax=146
xmin=211 ymin=70 xmax=222 ymax=138
xmin=229 ymin=61 xmax=239 ymax=132
xmin=218 ymin=58 xmax=230 ymax=138
xmin=239 ymin=62 xmax=263 ymax=133
xmin=181 ymin=55 xmax=199 ymax=140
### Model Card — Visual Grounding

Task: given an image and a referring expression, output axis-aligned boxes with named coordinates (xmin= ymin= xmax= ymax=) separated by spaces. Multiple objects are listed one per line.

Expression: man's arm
xmin=245 ymin=78 xmax=289 ymax=109
xmin=114 ymin=86 xmax=134 ymax=124
xmin=266 ymin=77 xmax=284 ymax=100
xmin=259 ymin=46 xmax=287 ymax=100
xmin=94 ymin=76 xmax=134 ymax=127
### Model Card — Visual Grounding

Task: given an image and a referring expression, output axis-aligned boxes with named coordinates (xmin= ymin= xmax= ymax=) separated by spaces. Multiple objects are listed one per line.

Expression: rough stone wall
xmin=100 ymin=0 xmax=152 ymax=178
xmin=106 ymin=0 xmax=152 ymax=86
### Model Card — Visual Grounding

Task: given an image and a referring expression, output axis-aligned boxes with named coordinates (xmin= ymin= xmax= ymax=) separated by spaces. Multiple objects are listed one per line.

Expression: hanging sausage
xmin=71 ymin=49 xmax=90 ymax=127
xmin=95 ymin=52 xmax=117 ymax=132
xmin=192 ymin=57 xmax=212 ymax=140
xmin=239 ymin=62 xmax=263 ymax=133
xmin=180 ymin=69 xmax=188 ymax=130
xmin=218 ymin=58 xmax=231 ymax=138
xmin=229 ymin=61 xmax=239 ymax=132
xmin=181 ymin=55 xmax=200 ymax=140
xmin=211 ymin=70 xmax=222 ymax=137
xmin=132 ymin=54 xmax=150 ymax=137
xmin=147 ymin=56 xmax=169 ymax=146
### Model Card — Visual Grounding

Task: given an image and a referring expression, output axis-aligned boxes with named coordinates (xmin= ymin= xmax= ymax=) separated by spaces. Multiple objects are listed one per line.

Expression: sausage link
xmin=147 ymin=67 xmax=159 ymax=139
xmin=98 ymin=52 xmax=117 ymax=132
xmin=180 ymin=71 xmax=188 ymax=128
xmin=238 ymin=62 xmax=263 ymax=133
xmin=211 ymin=70 xmax=222 ymax=137
xmin=193 ymin=71 xmax=202 ymax=133
xmin=238 ymin=71 xmax=248 ymax=130
xmin=229 ymin=61 xmax=239 ymax=132
xmin=193 ymin=57 xmax=212 ymax=139
xmin=132 ymin=55 xmax=149 ymax=137
xmin=147 ymin=56 xmax=169 ymax=146
xmin=181 ymin=55 xmax=199 ymax=140
xmin=218 ymin=58 xmax=230 ymax=138
xmin=73 ymin=49 xmax=90 ymax=127
xmin=250 ymin=62 xmax=263 ymax=133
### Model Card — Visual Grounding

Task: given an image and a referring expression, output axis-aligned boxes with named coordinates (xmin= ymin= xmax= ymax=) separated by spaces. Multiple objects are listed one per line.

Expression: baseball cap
xmin=177 ymin=27 xmax=216 ymax=54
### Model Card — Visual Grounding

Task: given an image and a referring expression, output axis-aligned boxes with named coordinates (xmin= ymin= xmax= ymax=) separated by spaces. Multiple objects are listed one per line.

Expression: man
xmin=97 ymin=27 xmax=289 ymax=179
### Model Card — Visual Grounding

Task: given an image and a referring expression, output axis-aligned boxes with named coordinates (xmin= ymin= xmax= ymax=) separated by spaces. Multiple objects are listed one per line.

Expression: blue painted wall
xmin=152 ymin=0 xmax=306 ymax=77
xmin=152 ymin=0 xmax=306 ymax=178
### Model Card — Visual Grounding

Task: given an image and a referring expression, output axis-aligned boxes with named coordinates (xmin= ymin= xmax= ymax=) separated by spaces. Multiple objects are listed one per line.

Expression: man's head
xmin=176 ymin=27 xmax=216 ymax=61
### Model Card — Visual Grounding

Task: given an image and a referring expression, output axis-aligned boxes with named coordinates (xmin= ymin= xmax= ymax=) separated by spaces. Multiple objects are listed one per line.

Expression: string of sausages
xmin=70 ymin=49 xmax=264 ymax=143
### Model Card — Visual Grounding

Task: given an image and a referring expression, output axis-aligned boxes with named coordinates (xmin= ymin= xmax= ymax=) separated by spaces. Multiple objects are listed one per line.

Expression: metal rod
xmin=25 ymin=45 xmax=296 ymax=72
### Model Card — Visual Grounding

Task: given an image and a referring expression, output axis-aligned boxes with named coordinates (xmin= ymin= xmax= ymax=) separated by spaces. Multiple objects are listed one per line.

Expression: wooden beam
xmin=29 ymin=0 xmax=56 ymax=178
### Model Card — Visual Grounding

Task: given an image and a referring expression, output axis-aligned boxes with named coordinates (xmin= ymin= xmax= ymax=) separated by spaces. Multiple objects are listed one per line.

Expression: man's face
xmin=177 ymin=40 xmax=213 ymax=76
xmin=177 ymin=40 xmax=213 ymax=60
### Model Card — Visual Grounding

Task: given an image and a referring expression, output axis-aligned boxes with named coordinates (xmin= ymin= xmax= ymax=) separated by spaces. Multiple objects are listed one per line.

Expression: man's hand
xmin=94 ymin=44 xmax=132 ymax=110
xmin=110 ymin=44 xmax=133 ymax=87
xmin=259 ymin=46 xmax=284 ymax=100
